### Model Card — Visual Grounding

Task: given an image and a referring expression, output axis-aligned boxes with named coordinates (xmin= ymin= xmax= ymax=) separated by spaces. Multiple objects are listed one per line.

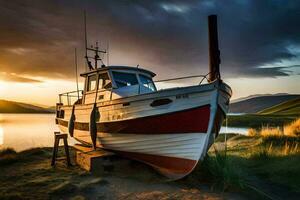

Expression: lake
xmin=0 ymin=114 xmax=248 ymax=152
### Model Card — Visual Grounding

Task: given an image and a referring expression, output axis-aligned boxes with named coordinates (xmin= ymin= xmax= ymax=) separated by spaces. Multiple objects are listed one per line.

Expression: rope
xmin=154 ymin=72 xmax=211 ymax=84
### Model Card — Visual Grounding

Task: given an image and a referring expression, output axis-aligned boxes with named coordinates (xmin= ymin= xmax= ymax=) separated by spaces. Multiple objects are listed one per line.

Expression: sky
xmin=0 ymin=0 xmax=300 ymax=106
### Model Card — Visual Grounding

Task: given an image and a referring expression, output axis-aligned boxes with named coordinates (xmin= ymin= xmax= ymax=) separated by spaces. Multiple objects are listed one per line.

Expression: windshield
xmin=87 ymin=75 xmax=97 ymax=91
xmin=139 ymin=74 xmax=156 ymax=91
xmin=98 ymin=73 xmax=112 ymax=89
xmin=112 ymin=71 xmax=138 ymax=88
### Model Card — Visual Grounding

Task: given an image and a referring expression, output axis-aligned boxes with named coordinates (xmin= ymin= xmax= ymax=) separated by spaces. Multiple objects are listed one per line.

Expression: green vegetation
xmin=0 ymin=99 xmax=54 ymax=113
xmin=228 ymin=97 xmax=300 ymax=128
xmin=227 ymin=114 xmax=296 ymax=128
xmin=228 ymin=96 xmax=300 ymax=128
xmin=259 ymin=97 xmax=300 ymax=115
xmin=229 ymin=94 xmax=300 ymax=113
xmin=185 ymin=134 xmax=300 ymax=199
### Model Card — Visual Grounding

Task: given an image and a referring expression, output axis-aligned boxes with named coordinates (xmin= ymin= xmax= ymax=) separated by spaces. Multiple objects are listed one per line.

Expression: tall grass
xmin=203 ymin=148 xmax=247 ymax=191
xmin=247 ymin=128 xmax=257 ymax=136
xmin=284 ymin=118 xmax=300 ymax=136
xmin=251 ymin=139 xmax=299 ymax=159
xmin=282 ymin=142 xmax=299 ymax=155
xmin=260 ymin=126 xmax=282 ymax=137
xmin=247 ymin=117 xmax=300 ymax=137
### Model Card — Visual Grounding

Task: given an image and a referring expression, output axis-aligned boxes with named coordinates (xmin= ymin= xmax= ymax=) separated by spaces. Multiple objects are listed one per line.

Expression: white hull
xmin=56 ymin=80 xmax=231 ymax=178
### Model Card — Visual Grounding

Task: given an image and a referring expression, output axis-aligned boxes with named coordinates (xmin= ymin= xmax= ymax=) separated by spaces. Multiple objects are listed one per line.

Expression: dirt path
xmin=0 ymin=148 xmax=247 ymax=200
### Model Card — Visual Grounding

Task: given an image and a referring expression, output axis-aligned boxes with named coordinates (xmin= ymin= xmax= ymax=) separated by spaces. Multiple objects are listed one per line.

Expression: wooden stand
xmin=51 ymin=132 xmax=71 ymax=166
xmin=74 ymin=144 xmax=115 ymax=172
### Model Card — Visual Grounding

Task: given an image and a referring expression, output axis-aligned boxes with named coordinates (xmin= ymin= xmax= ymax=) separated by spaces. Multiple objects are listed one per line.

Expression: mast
xmin=208 ymin=15 xmax=221 ymax=82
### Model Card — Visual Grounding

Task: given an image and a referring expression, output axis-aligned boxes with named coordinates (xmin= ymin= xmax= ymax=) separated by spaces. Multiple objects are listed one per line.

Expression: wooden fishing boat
xmin=55 ymin=15 xmax=232 ymax=179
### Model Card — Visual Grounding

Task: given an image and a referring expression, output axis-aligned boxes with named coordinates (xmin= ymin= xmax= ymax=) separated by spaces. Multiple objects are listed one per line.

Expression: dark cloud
xmin=0 ymin=0 xmax=300 ymax=81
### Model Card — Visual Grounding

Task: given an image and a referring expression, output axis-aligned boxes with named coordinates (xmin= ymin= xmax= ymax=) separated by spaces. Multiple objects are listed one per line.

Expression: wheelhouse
xmin=80 ymin=66 xmax=157 ymax=104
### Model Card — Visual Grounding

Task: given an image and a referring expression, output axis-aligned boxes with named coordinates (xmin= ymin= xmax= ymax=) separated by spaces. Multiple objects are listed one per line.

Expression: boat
xmin=55 ymin=15 xmax=232 ymax=179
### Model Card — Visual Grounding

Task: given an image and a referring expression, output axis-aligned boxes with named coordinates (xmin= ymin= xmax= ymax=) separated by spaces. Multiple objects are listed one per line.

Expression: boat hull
xmin=56 ymin=80 xmax=231 ymax=179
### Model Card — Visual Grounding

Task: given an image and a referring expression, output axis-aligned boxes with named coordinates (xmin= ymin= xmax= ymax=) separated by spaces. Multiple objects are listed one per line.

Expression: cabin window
xmin=98 ymin=73 xmax=112 ymax=90
xmin=112 ymin=71 xmax=138 ymax=88
xmin=87 ymin=75 xmax=97 ymax=91
xmin=139 ymin=74 xmax=156 ymax=91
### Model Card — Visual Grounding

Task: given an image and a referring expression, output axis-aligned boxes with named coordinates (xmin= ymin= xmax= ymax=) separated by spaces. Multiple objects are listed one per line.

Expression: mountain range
xmin=0 ymin=99 xmax=55 ymax=113
xmin=229 ymin=94 xmax=300 ymax=113
xmin=1 ymin=93 xmax=299 ymax=114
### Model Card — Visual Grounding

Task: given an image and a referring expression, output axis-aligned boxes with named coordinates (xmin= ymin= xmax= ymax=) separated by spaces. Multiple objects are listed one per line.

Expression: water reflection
xmin=0 ymin=126 xmax=3 ymax=145
xmin=0 ymin=114 xmax=76 ymax=152
xmin=219 ymin=126 xmax=248 ymax=135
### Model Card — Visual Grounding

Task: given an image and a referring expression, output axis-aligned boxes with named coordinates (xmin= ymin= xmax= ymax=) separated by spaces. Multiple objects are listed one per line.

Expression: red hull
xmin=57 ymin=105 xmax=211 ymax=134
xmin=113 ymin=150 xmax=197 ymax=179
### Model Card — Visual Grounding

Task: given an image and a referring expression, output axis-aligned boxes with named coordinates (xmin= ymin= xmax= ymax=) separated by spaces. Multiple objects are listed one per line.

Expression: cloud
xmin=0 ymin=72 xmax=42 ymax=83
xmin=0 ymin=0 xmax=300 ymax=80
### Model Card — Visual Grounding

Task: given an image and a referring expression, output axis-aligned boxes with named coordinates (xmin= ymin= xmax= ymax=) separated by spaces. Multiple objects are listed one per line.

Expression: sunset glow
xmin=0 ymin=1 xmax=299 ymax=105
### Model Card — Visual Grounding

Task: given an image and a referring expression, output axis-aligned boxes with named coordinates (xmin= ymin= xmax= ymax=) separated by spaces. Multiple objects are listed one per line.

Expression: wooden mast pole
xmin=208 ymin=15 xmax=221 ymax=82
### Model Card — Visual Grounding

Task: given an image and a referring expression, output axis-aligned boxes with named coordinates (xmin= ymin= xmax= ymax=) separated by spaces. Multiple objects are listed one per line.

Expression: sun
xmin=0 ymin=81 xmax=7 ymax=95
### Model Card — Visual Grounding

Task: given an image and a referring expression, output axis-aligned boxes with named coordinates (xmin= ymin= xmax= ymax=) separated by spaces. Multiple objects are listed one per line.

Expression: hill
xmin=229 ymin=94 xmax=300 ymax=113
xmin=0 ymin=100 xmax=55 ymax=113
xmin=259 ymin=97 xmax=300 ymax=115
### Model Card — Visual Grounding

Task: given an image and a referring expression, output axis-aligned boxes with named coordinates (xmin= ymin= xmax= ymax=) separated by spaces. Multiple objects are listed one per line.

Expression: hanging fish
xmin=68 ymin=105 xmax=76 ymax=137
xmin=89 ymin=103 xmax=99 ymax=149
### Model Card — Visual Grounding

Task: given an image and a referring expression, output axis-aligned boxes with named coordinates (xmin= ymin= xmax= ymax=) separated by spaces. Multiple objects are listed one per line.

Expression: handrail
xmin=154 ymin=73 xmax=210 ymax=84
xmin=59 ymin=90 xmax=83 ymax=96
xmin=59 ymin=90 xmax=83 ymax=105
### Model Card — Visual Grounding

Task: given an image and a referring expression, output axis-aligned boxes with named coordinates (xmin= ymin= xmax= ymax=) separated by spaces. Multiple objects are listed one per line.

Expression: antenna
xmin=94 ymin=42 xmax=100 ymax=69
xmin=84 ymin=10 xmax=88 ymax=71
xmin=74 ymin=48 xmax=80 ymax=100
xmin=106 ymin=41 xmax=109 ymax=66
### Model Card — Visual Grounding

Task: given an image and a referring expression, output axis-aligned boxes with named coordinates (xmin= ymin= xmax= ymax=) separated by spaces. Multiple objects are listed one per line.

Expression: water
xmin=0 ymin=114 xmax=248 ymax=152
xmin=0 ymin=114 xmax=76 ymax=152
xmin=219 ymin=126 xmax=248 ymax=135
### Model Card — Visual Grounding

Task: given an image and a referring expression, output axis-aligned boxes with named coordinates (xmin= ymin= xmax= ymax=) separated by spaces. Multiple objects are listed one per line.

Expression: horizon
xmin=1 ymin=1 xmax=300 ymax=105
xmin=1 ymin=91 xmax=299 ymax=107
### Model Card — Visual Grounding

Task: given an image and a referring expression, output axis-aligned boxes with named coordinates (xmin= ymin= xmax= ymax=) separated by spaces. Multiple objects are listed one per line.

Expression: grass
xmin=246 ymin=117 xmax=300 ymax=137
xmin=228 ymin=98 xmax=300 ymax=128
xmin=258 ymin=97 xmax=300 ymax=115
xmin=201 ymin=149 xmax=248 ymax=191
xmin=227 ymin=114 xmax=297 ymax=128
xmin=0 ymin=147 xmax=53 ymax=166
xmin=247 ymin=136 xmax=300 ymax=194
xmin=0 ymin=148 xmax=18 ymax=165
xmin=185 ymin=131 xmax=300 ymax=199
xmin=284 ymin=118 xmax=300 ymax=136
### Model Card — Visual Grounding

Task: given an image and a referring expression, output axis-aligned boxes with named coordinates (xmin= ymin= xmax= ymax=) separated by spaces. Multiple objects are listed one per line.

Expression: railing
xmin=154 ymin=73 xmax=210 ymax=85
xmin=58 ymin=74 xmax=211 ymax=105
xmin=59 ymin=90 xmax=83 ymax=106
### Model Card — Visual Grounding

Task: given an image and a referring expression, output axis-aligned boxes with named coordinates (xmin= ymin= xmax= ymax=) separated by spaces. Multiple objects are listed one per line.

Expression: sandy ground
xmin=0 ymin=147 xmax=247 ymax=200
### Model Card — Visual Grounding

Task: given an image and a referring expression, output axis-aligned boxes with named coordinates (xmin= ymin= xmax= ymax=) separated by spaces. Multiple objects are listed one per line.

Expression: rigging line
xmin=154 ymin=74 xmax=208 ymax=83
xmin=74 ymin=48 xmax=80 ymax=100
xmin=84 ymin=10 xmax=88 ymax=71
